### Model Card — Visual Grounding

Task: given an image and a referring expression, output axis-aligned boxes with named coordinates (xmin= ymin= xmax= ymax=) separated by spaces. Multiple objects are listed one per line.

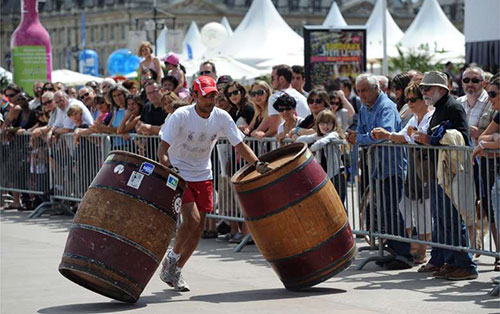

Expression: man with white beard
xmin=412 ymin=71 xmax=478 ymax=281
xmin=457 ymin=66 xmax=494 ymax=146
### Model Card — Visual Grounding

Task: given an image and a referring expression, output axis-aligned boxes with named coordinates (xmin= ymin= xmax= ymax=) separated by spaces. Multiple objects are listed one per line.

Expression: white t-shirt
xmin=268 ymin=87 xmax=310 ymax=118
xmin=54 ymin=99 xmax=94 ymax=129
xmin=160 ymin=104 xmax=244 ymax=182
xmin=398 ymin=110 xmax=434 ymax=144
xmin=29 ymin=98 xmax=41 ymax=110
xmin=277 ymin=117 xmax=304 ymax=134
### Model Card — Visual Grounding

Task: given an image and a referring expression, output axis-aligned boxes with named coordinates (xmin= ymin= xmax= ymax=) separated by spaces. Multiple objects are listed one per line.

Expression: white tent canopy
xmin=181 ymin=21 xmax=207 ymax=61
xmin=184 ymin=56 xmax=264 ymax=82
xmin=52 ymin=69 xmax=103 ymax=86
xmin=220 ymin=16 xmax=233 ymax=36
xmin=365 ymin=0 xmax=403 ymax=60
xmin=399 ymin=0 xmax=465 ymax=61
xmin=322 ymin=1 xmax=347 ymax=28
xmin=218 ymin=0 xmax=303 ymax=66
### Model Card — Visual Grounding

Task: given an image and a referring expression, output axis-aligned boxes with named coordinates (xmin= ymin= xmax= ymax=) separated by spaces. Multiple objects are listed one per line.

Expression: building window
xmin=312 ymin=0 xmax=322 ymax=12
xmin=225 ymin=0 xmax=234 ymax=7
xmin=289 ymin=0 xmax=299 ymax=11
xmin=272 ymin=0 xmax=279 ymax=8
xmin=67 ymin=28 xmax=71 ymax=46
xmin=244 ymin=0 xmax=251 ymax=7
xmin=90 ymin=26 xmax=94 ymax=42
xmin=121 ymin=24 xmax=126 ymax=41
xmin=110 ymin=25 xmax=114 ymax=40
xmin=100 ymin=25 xmax=105 ymax=41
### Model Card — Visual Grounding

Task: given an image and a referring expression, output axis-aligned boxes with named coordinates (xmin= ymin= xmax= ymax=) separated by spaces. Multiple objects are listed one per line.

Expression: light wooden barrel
xmin=231 ymin=143 xmax=356 ymax=290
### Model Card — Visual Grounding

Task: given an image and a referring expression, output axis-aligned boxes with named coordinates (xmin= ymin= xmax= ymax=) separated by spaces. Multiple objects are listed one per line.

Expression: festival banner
xmin=304 ymin=26 xmax=366 ymax=90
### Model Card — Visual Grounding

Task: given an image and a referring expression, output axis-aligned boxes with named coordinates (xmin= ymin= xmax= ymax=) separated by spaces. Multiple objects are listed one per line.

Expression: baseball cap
xmin=161 ymin=52 xmax=179 ymax=66
xmin=216 ymin=75 xmax=233 ymax=86
xmin=193 ymin=76 xmax=218 ymax=96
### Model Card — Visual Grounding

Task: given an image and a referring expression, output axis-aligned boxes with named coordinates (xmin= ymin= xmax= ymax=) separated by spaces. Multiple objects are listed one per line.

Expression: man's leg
xmin=176 ymin=203 xmax=206 ymax=267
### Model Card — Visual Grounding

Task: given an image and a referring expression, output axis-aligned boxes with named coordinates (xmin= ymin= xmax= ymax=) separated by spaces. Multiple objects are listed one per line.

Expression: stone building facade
xmin=0 ymin=0 xmax=464 ymax=75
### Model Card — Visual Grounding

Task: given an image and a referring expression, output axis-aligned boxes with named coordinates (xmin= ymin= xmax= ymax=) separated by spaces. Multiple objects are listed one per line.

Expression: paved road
xmin=1 ymin=210 xmax=498 ymax=314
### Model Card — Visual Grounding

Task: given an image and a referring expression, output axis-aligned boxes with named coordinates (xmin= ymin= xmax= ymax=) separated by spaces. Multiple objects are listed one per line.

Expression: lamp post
xmin=153 ymin=0 xmax=157 ymax=55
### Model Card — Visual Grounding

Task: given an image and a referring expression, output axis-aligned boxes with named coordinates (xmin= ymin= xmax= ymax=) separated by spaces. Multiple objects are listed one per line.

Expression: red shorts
xmin=181 ymin=180 xmax=214 ymax=213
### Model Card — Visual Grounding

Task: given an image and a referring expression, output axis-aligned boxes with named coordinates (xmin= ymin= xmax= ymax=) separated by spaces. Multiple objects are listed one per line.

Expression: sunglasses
xmin=406 ymin=97 xmax=420 ymax=103
xmin=307 ymin=98 xmax=323 ymax=105
xmin=199 ymin=70 xmax=212 ymax=75
xmin=227 ymin=90 xmax=240 ymax=97
xmin=462 ymin=77 xmax=482 ymax=84
xmin=250 ymin=90 xmax=265 ymax=97
xmin=5 ymin=93 xmax=18 ymax=98
xmin=419 ymin=86 xmax=432 ymax=92
xmin=331 ymin=101 xmax=341 ymax=106
xmin=42 ymin=99 xmax=53 ymax=106
xmin=79 ymin=92 xmax=90 ymax=100
xmin=277 ymin=107 xmax=293 ymax=112
xmin=488 ymin=91 xmax=498 ymax=98
xmin=43 ymin=88 xmax=55 ymax=92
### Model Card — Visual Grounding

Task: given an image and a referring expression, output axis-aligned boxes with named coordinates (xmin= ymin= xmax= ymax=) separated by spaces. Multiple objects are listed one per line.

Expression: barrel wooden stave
xmin=245 ymin=181 xmax=347 ymax=260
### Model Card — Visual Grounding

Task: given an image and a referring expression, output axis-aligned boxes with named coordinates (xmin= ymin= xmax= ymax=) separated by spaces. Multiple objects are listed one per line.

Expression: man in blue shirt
xmin=346 ymin=73 xmax=413 ymax=269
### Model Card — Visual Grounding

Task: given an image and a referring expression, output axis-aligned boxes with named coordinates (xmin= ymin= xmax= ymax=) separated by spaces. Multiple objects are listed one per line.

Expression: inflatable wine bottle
xmin=11 ymin=0 xmax=52 ymax=95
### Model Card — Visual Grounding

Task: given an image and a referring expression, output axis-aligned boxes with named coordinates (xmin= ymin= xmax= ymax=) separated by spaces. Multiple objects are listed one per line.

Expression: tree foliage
xmin=389 ymin=43 xmax=445 ymax=73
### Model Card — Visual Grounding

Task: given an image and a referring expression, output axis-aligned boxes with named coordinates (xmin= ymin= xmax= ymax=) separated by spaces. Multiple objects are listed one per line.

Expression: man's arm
xmin=234 ymin=141 xmax=259 ymax=165
xmin=356 ymin=107 xmax=396 ymax=145
xmin=157 ymin=140 xmax=171 ymax=167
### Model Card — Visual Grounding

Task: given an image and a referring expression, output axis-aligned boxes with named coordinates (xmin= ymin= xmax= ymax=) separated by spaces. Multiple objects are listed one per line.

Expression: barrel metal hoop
xmin=244 ymin=176 xmax=329 ymax=222
xmin=71 ymin=223 xmax=161 ymax=265
xmin=89 ymin=184 xmax=177 ymax=223
xmin=237 ymin=154 xmax=315 ymax=196
xmin=269 ymin=221 xmax=350 ymax=264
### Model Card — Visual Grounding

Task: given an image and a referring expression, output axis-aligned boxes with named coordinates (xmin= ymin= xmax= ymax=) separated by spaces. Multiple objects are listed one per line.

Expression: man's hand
xmin=346 ymin=129 xmax=357 ymax=145
xmin=469 ymin=126 xmax=482 ymax=139
xmin=412 ymin=131 xmax=430 ymax=145
xmin=371 ymin=127 xmax=390 ymax=140
xmin=255 ymin=161 xmax=272 ymax=174
xmin=471 ymin=144 xmax=483 ymax=163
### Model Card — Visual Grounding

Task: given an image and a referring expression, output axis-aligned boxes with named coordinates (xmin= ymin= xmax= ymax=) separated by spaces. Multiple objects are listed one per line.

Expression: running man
xmin=157 ymin=75 xmax=270 ymax=291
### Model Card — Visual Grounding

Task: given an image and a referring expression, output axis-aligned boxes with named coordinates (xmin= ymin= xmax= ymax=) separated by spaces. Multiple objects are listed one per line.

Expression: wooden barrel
xmin=58 ymin=151 xmax=186 ymax=303
xmin=231 ymin=142 xmax=356 ymax=290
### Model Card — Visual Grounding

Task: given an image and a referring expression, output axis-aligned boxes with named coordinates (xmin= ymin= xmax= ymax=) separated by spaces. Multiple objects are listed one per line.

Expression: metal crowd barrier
xmin=1 ymin=132 xmax=499 ymax=261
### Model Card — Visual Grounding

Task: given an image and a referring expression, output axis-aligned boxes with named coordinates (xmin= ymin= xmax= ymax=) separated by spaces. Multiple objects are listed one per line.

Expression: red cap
xmin=192 ymin=76 xmax=218 ymax=96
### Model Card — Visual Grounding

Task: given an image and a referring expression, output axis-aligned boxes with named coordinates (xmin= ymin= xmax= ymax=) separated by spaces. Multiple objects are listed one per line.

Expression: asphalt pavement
xmin=1 ymin=210 xmax=498 ymax=314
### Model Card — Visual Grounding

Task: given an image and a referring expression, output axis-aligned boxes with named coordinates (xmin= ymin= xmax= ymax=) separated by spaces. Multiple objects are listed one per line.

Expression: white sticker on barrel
xmin=113 ymin=164 xmax=124 ymax=175
xmin=127 ymin=171 xmax=144 ymax=189
xmin=166 ymin=174 xmax=179 ymax=190
xmin=173 ymin=195 xmax=182 ymax=214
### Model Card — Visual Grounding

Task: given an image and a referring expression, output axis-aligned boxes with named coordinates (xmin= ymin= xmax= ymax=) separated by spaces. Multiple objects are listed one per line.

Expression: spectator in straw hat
xmin=412 ymin=71 xmax=478 ymax=281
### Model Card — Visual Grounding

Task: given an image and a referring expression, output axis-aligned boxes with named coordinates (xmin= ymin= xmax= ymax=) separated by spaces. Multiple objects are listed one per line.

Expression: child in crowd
xmin=297 ymin=109 xmax=346 ymax=202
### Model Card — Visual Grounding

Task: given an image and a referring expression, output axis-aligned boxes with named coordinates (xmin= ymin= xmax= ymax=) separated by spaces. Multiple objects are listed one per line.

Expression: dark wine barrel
xmin=59 ymin=151 xmax=186 ymax=303
xmin=231 ymin=143 xmax=356 ymax=290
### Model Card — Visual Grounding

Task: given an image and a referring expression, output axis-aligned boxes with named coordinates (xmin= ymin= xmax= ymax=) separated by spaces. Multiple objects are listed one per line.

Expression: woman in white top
xmin=371 ymin=80 xmax=434 ymax=265
xmin=328 ymin=90 xmax=355 ymax=132
xmin=138 ymin=41 xmax=163 ymax=85
xmin=274 ymin=93 xmax=303 ymax=144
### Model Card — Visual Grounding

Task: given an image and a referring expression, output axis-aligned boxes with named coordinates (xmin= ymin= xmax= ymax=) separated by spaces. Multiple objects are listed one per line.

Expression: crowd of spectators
xmin=0 ymin=42 xmax=499 ymax=282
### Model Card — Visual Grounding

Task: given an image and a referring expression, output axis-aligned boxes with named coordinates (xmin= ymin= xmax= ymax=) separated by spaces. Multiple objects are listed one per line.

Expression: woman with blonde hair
xmin=244 ymin=80 xmax=274 ymax=138
xmin=138 ymin=41 xmax=163 ymax=85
